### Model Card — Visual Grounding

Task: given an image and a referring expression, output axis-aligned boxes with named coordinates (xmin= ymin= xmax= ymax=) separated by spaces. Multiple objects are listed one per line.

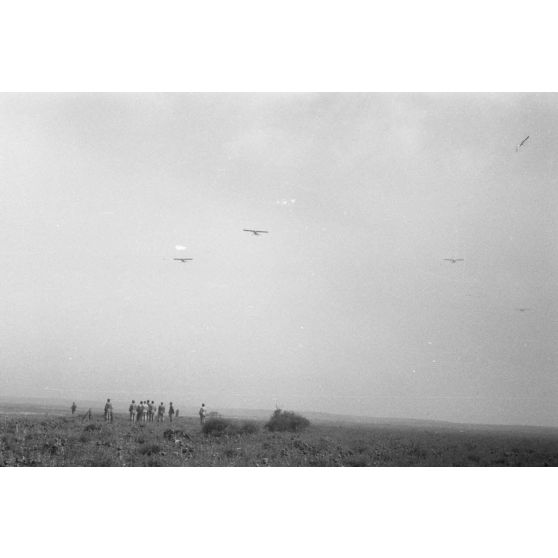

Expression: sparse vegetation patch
xmin=83 ymin=424 xmax=102 ymax=432
xmin=202 ymin=417 xmax=233 ymax=436
xmin=1 ymin=410 xmax=557 ymax=467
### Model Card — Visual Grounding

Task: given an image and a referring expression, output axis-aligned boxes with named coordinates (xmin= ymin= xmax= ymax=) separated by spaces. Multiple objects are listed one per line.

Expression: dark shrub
xmin=202 ymin=417 xmax=231 ymax=436
xmin=265 ymin=409 xmax=310 ymax=432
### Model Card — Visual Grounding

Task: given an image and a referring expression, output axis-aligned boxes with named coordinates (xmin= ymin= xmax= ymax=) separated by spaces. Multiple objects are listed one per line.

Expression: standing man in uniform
xmin=104 ymin=398 xmax=113 ymax=423
xmin=157 ymin=402 xmax=165 ymax=422
xmin=199 ymin=403 xmax=206 ymax=426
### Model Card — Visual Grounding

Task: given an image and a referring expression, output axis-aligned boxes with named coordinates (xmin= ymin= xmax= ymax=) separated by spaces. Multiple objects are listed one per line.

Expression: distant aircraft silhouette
xmin=515 ymin=308 xmax=531 ymax=312
xmin=443 ymin=258 xmax=464 ymax=264
xmin=243 ymin=229 xmax=269 ymax=236
xmin=173 ymin=258 xmax=193 ymax=263
xmin=516 ymin=135 xmax=530 ymax=152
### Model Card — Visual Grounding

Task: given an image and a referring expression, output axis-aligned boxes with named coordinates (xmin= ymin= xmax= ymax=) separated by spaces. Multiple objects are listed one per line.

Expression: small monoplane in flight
xmin=173 ymin=258 xmax=193 ymax=263
xmin=443 ymin=258 xmax=464 ymax=264
xmin=516 ymin=135 xmax=530 ymax=152
xmin=243 ymin=229 xmax=269 ymax=236
xmin=515 ymin=307 xmax=531 ymax=312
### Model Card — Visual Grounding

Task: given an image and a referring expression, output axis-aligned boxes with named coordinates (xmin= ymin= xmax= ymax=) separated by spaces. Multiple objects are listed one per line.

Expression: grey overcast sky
xmin=1 ymin=93 xmax=557 ymax=426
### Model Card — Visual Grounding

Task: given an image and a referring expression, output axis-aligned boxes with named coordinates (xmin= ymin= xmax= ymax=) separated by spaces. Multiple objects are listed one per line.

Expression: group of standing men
xmin=74 ymin=399 xmax=208 ymax=426
xmin=129 ymin=400 xmax=176 ymax=423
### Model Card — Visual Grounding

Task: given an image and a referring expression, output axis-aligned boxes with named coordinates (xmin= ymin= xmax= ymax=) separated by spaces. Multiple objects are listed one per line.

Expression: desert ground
xmin=1 ymin=402 xmax=557 ymax=466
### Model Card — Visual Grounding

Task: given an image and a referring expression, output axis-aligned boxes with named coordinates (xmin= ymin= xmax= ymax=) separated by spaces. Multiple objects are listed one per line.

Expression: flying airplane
xmin=516 ymin=135 xmax=530 ymax=152
xmin=443 ymin=258 xmax=464 ymax=264
xmin=173 ymin=258 xmax=193 ymax=263
xmin=515 ymin=308 xmax=531 ymax=312
xmin=243 ymin=229 xmax=269 ymax=236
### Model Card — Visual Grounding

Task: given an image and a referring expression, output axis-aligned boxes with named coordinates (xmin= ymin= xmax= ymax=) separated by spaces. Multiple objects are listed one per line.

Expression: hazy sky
xmin=1 ymin=93 xmax=557 ymax=426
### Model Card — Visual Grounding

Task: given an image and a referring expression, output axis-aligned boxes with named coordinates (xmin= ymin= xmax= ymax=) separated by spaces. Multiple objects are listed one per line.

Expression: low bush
xmin=202 ymin=418 xmax=231 ymax=436
xmin=265 ymin=409 xmax=310 ymax=433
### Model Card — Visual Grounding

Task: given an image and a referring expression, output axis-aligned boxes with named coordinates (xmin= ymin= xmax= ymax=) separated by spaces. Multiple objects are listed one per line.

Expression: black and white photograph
xmin=1 ymin=3 xmax=557 ymax=557
xmin=1 ymin=92 xmax=557 ymax=467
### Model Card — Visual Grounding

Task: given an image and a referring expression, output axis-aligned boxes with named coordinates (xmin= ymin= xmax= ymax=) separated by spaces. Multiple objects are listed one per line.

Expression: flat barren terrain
xmin=1 ymin=405 xmax=557 ymax=466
